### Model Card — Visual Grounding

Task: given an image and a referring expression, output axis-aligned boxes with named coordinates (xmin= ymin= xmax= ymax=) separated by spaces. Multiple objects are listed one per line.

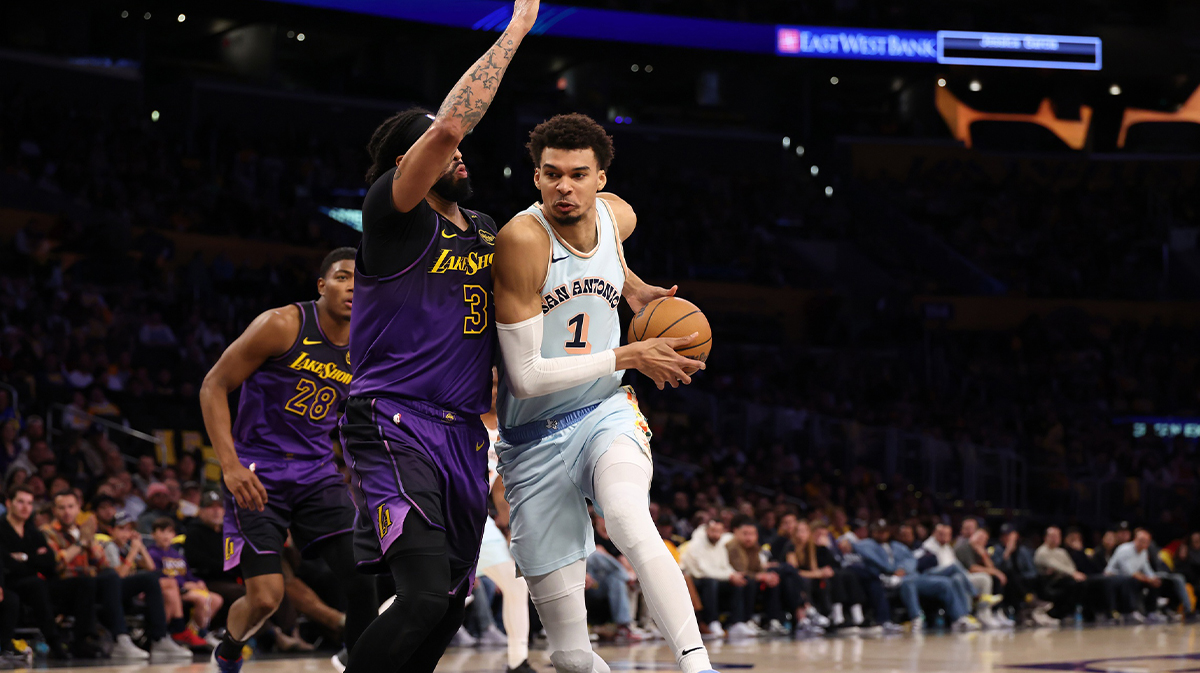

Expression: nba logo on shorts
xmin=376 ymin=504 xmax=392 ymax=539
xmin=224 ymin=537 xmax=235 ymax=561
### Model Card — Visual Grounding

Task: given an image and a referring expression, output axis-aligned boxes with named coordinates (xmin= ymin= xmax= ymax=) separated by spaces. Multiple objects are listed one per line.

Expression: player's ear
xmin=533 ymin=167 xmax=541 ymax=188
xmin=317 ymin=276 xmax=327 ymax=297
xmin=395 ymin=154 xmax=405 ymax=167
xmin=597 ymin=169 xmax=607 ymax=191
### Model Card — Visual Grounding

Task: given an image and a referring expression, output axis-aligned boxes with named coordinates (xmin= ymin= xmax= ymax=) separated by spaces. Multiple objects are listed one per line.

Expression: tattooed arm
xmin=391 ymin=0 xmax=540 ymax=213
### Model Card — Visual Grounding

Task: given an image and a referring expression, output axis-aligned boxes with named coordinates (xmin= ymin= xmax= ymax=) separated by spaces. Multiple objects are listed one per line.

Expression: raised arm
xmin=200 ymin=307 xmax=298 ymax=512
xmin=391 ymin=0 xmax=540 ymax=213
xmin=493 ymin=215 xmax=703 ymax=396
xmin=598 ymin=193 xmax=678 ymax=313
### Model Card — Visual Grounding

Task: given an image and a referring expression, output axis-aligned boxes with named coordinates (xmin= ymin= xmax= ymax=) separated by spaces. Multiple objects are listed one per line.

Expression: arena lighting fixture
xmin=810 ymin=165 xmax=819 ymax=177
xmin=1109 ymin=84 xmax=1122 ymax=96
xmin=645 ymin=65 xmax=653 ymax=72
xmin=937 ymin=78 xmax=947 ymax=87
xmin=830 ymin=76 xmax=839 ymax=85
xmin=143 ymin=12 xmax=151 ymax=19
xmin=825 ymin=186 xmax=833 ymax=197
xmin=969 ymin=79 xmax=982 ymax=91
xmin=177 ymin=14 xmax=186 ymax=22
xmin=287 ymin=30 xmax=295 ymax=38
xmin=503 ymin=166 xmax=512 ymax=179
xmin=120 ymin=10 xmax=128 ymax=18
xmin=631 ymin=64 xmax=639 ymax=72
xmin=297 ymin=33 xmax=306 ymax=41
xmin=782 ymin=136 xmax=791 ymax=149
xmin=795 ymin=145 xmax=805 ymax=157
xmin=150 ymin=110 xmax=160 ymax=122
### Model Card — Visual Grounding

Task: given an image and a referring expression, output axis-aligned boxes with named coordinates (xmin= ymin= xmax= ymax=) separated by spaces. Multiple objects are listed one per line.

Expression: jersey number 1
xmin=564 ymin=313 xmax=592 ymax=354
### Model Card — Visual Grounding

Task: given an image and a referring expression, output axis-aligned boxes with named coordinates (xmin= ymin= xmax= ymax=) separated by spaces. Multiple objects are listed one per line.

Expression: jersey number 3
xmin=464 ymin=285 xmax=488 ymax=336
xmin=564 ymin=313 xmax=592 ymax=354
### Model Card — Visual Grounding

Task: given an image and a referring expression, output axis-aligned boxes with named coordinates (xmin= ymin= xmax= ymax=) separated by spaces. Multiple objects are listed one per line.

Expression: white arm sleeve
xmin=497 ymin=313 xmax=617 ymax=400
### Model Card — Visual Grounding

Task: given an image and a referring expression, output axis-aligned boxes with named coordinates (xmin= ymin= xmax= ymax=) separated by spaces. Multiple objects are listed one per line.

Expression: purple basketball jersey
xmin=232 ymin=301 xmax=351 ymax=461
xmin=349 ymin=206 xmax=497 ymax=415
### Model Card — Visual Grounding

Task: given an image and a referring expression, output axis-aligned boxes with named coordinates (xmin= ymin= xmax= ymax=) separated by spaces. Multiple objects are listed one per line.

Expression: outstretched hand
xmin=510 ymin=0 xmax=541 ymax=32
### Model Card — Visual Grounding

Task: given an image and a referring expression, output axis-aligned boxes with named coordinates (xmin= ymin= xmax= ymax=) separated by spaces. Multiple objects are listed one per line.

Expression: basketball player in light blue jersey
xmin=492 ymin=113 xmax=717 ymax=673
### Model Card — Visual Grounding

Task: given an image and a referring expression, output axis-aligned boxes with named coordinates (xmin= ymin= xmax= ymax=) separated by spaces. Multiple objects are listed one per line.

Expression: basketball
xmin=627 ymin=296 xmax=712 ymax=365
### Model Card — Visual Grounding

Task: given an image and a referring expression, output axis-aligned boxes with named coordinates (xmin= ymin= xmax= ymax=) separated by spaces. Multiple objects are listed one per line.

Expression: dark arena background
xmin=1 ymin=1 xmax=1200 ymax=672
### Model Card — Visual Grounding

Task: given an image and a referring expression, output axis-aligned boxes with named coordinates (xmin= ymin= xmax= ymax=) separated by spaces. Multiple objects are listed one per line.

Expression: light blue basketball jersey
xmin=498 ymin=200 xmax=626 ymax=430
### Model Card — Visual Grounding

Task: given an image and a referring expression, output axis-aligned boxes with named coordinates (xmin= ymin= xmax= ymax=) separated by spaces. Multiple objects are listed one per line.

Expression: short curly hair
xmin=526 ymin=113 xmax=614 ymax=171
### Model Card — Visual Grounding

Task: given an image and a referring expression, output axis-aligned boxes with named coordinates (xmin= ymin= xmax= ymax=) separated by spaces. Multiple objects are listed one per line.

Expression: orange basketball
xmin=627 ymin=296 xmax=712 ymax=365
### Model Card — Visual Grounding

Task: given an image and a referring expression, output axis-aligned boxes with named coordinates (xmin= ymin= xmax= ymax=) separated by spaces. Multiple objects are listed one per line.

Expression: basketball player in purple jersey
xmin=337 ymin=2 xmax=540 ymax=673
xmin=200 ymin=249 xmax=376 ymax=673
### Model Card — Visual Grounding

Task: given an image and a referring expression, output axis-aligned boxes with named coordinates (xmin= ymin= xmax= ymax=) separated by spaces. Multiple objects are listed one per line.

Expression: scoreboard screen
xmin=937 ymin=31 xmax=1102 ymax=70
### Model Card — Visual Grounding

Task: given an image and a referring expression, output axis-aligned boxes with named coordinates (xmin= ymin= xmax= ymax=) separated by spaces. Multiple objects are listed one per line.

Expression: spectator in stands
xmin=92 ymin=495 xmax=119 ymax=535
xmin=767 ymin=512 xmax=798 ymax=563
xmin=184 ymin=491 xmax=245 ymax=627
xmin=955 ymin=530 xmax=1012 ymax=623
xmin=42 ymin=490 xmax=188 ymax=658
xmin=0 ymin=421 xmax=20 ymax=475
xmin=132 ymin=455 xmax=159 ymax=496
xmin=1174 ymin=532 xmax=1200 ymax=587
xmin=789 ymin=519 xmax=854 ymax=631
xmin=138 ymin=482 xmax=176 ymax=532
xmin=15 ymin=416 xmax=43 ymax=455
xmin=680 ymin=518 xmax=755 ymax=639
xmin=727 ymin=515 xmax=793 ymax=636
xmin=150 ymin=518 xmax=221 ymax=650
xmin=0 ymin=486 xmax=74 ymax=659
xmin=855 ymin=521 xmax=973 ymax=632
xmin=1105 ymin=528 xmax=1166 ymax=623
xmin=0 ymin=391 xmax=17 ymax=428
xmin=1147 ymin=537 xmax=1193 ymax=620
xmin=179 ymin=481 xmax=202 ymax=519
xmin=921 ymin=523 xmax=1002 ymax=626
xmin=61 ymin=391 xmax=91 ymax=432
xmin=586 ymin=513 xmax=645 ymax=641
xmin=99 ymin=509 xmax=195 ymax=655
xmin=1033 ymin=526 xmax=1088 ymax=622
xmin=85 ymin=387 xmax=121 ymax=421
xmin=958 ymin=518 xmax=979 ymax=546
xmin=1063 ymin=528 xmax=1126 ymax=623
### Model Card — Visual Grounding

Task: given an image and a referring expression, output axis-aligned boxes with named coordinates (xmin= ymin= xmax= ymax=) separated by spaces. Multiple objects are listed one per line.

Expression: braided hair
xmin=365 ymin=107 xmax=435 ymax=184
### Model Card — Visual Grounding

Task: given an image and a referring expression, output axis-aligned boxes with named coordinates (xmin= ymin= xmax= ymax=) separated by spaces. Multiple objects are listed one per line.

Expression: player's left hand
xmin=625 ymin=282 xmax=676 ymax=314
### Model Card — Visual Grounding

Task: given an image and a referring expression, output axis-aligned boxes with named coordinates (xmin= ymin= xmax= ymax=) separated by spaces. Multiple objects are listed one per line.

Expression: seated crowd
xmin=0 ymin=438 xmax=352 ymax=664
xmin=551 ymin=499 xmax=1200 ymax=641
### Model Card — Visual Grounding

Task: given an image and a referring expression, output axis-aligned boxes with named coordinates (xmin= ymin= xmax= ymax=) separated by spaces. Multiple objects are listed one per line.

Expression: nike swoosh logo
xmin=681 ymin=647 xmax=705 ymax=656
xmin=476 ymin=441 xmax=486 ymax=452
xmin=442 ymin=229 xmax=458 ymax=239
xmin=302 ymin=338 xmax=321 ymax=345
xmin=551 ymin=255 xmax=569 ymax=263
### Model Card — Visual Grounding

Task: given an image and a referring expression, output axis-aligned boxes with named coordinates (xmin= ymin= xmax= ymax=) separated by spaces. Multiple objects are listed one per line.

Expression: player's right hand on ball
xmin=627 ymin=333 xmax=706 ymax=390
xmin=224 ymin=463 xmax=269 ymax=511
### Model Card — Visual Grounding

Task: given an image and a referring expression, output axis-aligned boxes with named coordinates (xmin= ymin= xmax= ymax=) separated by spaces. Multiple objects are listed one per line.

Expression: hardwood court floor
xmin=38 ymin=624 xmax=1200 ymax=673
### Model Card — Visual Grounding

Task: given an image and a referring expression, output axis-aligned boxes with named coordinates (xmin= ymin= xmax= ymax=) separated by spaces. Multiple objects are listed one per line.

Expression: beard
xmin=431 ymin=173 xmax=473 ymax=203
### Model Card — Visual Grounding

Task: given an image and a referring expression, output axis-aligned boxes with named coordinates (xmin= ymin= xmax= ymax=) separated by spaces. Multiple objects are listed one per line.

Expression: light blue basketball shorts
xmin=494 ymin=386 xmax=653 ymax=577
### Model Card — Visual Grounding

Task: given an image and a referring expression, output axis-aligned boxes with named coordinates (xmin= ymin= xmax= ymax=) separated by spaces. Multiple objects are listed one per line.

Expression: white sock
xmin=526 ymin=561 xmax=609 ymax=673
xmin=482 ymin=560 xmax=530 ymax=668
xmin=832 ymin=603 xmax=845 ymax=625
xmin=850 ymin=604 xmax=864 ymax=625
xmin=593 ymin=438 xmax=711 ymax=673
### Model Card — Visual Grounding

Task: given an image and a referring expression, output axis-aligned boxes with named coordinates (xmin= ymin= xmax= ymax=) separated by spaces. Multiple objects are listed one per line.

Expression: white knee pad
xmin=593 ymin=437 xmax=663 ymax=565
